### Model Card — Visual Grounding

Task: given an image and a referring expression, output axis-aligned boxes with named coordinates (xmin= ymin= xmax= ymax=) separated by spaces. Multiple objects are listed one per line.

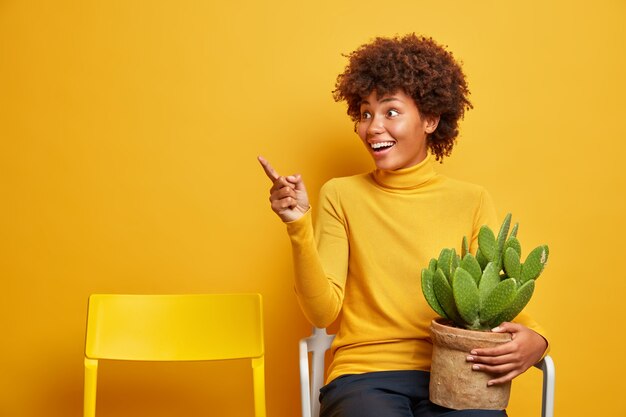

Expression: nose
xmin=366 ymin=114 xmax=385 ymax=137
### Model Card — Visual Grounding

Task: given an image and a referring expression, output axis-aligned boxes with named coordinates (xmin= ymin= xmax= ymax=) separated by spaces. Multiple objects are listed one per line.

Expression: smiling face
xmin=357 ymin=90 xmax=439 ymax=171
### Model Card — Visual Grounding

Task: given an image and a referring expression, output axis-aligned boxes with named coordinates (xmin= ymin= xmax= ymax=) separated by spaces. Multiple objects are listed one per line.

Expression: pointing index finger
xmin=257 ymin=155 xmax=280 ymax=182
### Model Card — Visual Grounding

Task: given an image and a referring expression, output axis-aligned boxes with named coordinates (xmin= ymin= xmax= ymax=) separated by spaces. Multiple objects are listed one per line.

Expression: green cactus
xmin=494 ymin=213 xmax=512 ymax=267
xmin=437 ymin=248 xmax=455 ymax=281
xmin=478 ymin=262 xmax=500 ymax=305
xmin=488 ymin=280 xmax=535 ymax=327
xmin=503 ymin=236 xmax=522 ymax=258
xmin=428 ymin=258 xmax=438 ymax=273
xmin=480 ymin=278 xmax=517 ymax=323
xmin=421 ymin=269 xmax=447 ymax=318
xmin=476 ymin=248 xmax=489 ymax=270
xmin=452 ymin=268 xmax=480 ymax=327
xmin=420 ymin=214 xmax=549 ymax=331
xmin=460 ymin=253 xmax=482 ymax=285
xmin=520 ymin=245 xmax=549 ymax=283
xmin=433 ymin=268 xmax=462 ymax=323
xmin=477 ymin=227 xmax=496 ymax=261
xmin=503 ymin=247 xmax=521 ymax=279
xmin=461 ymin=236 xmax=469 ymax=259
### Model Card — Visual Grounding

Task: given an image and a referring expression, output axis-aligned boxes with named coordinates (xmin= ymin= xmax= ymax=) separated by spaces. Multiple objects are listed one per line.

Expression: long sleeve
xmin=285 ymin=180 xmax=348 ymax=327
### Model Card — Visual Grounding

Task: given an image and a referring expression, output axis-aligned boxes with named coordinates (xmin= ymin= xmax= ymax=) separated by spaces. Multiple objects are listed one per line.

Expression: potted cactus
xmin=421 ymin=213 xmax=549 ymax=410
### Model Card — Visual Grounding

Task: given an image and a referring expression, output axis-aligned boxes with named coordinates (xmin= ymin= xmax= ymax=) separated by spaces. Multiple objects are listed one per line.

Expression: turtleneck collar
xmin=371 ymin=153 xmax=437 ymax=190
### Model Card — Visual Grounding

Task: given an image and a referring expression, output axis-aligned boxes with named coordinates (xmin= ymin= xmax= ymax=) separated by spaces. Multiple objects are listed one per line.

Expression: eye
xmin=387 ymin=109 xmax=400 ymax=118
xmin=360 ymin=111 xmax=372 ymax=120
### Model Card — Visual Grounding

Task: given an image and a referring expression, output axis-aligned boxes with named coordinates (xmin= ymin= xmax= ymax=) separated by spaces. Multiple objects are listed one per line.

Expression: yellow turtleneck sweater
xmin=286 ymin=155 xmax=546 ymax=384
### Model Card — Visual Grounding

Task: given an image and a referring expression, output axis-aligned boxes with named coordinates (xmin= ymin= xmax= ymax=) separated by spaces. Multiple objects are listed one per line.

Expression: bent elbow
xmin=305 ymin=310 xmax=339 ymax=329
xmin=297 ymin=294 xmax=341 ymax=329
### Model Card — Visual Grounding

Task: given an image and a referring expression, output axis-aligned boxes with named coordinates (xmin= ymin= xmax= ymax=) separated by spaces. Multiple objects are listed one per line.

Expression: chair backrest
xmin=299 ymin=327 xmax=555 ymax=417
xmin=84 ymin=293 xmax=265 ymax=417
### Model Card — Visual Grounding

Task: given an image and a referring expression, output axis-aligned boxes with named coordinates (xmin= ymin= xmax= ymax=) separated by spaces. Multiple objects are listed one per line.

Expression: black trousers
xmin=319 ymin=371 xmax=508 ymax=417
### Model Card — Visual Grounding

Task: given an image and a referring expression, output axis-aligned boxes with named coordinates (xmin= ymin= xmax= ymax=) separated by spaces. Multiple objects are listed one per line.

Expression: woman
xmin=259 ymin=34 xmax=547 ymax=417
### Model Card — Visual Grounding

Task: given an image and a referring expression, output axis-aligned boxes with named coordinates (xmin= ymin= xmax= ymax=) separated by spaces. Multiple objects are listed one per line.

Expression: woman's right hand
xmin=258 ymin=156 xmax=310 ymax=223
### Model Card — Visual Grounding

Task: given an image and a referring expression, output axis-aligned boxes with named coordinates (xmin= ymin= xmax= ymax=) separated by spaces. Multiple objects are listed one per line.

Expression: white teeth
xmin=371 ymin=141 xmax=395 ymax=149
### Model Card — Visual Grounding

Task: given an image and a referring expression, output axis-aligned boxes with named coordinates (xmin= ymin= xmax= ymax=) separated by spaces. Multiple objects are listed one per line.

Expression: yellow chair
xmin=84 ymin=293 xmax=265 ymax=417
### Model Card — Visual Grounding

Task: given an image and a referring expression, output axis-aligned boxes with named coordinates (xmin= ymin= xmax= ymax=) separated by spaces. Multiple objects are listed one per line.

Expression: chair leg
xmin=251 ymin=357 xmax=267 ymax=417
xmin=84 ymin=358 xmax=98 ymax=417
xmin=538 ymin=356 xmax=555 ymax=417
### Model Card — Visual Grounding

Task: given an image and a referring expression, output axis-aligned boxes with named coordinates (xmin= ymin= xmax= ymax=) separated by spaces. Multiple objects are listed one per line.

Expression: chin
xmin=373 ymin=160 xmax=399 ymax=171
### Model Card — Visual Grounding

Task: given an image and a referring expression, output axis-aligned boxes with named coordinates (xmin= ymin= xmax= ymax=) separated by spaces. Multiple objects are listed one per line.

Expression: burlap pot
xmin=429 ymin=318 xmax=512 ymax=410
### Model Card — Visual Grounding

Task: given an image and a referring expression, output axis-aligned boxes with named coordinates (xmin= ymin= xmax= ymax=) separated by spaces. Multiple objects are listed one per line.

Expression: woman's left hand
xmin=466 ymin=322 xmax=548 ymax=386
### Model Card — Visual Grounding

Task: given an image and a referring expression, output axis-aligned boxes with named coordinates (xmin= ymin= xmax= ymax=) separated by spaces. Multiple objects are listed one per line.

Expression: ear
xmin=424 ymin=115 xmax=440 ymax=134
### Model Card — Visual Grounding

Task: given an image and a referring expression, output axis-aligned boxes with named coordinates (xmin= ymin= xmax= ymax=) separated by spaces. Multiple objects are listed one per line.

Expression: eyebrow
xmin=361 ymin=97 xmax=403 ymax=105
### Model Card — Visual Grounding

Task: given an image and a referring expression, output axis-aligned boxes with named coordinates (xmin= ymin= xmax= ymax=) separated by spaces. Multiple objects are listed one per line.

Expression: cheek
xmin=389 ymin=120 xmax=408 ymax=136
xmin=390 ymin=121 xmax=418 ymax=141
xmin=356 ymin=123 xmax=367 ymax=140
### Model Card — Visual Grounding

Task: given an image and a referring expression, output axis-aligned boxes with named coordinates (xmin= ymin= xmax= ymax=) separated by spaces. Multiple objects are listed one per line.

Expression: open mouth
xmin=370 ymin=141 xmax=396 ymax=153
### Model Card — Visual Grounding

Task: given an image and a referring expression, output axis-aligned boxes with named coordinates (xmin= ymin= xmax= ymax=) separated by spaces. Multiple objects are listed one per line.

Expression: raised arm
xmin=258 ymin=157 xmax=346 ymax=327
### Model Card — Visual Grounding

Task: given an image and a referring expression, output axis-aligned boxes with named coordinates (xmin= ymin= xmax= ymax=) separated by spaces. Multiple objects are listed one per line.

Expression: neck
xmin=372 ymin=154 xmax=436 ymax=190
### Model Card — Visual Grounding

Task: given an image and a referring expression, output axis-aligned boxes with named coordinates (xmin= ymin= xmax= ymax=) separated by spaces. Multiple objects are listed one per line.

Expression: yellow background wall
xmin=1 ymin=1 xmax=624 ymax=416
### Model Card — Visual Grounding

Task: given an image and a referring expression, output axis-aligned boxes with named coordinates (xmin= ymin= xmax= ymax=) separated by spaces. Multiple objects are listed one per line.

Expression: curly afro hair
xmin=333 ymin=34 xmax=472 ymax=162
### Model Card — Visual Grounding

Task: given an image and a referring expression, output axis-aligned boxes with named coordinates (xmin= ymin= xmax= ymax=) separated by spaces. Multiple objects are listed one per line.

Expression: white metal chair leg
xmin=299 ymin=327 xmax=335 ymax=417
xmin=534 ymin=355 xmax=555 ymax=417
